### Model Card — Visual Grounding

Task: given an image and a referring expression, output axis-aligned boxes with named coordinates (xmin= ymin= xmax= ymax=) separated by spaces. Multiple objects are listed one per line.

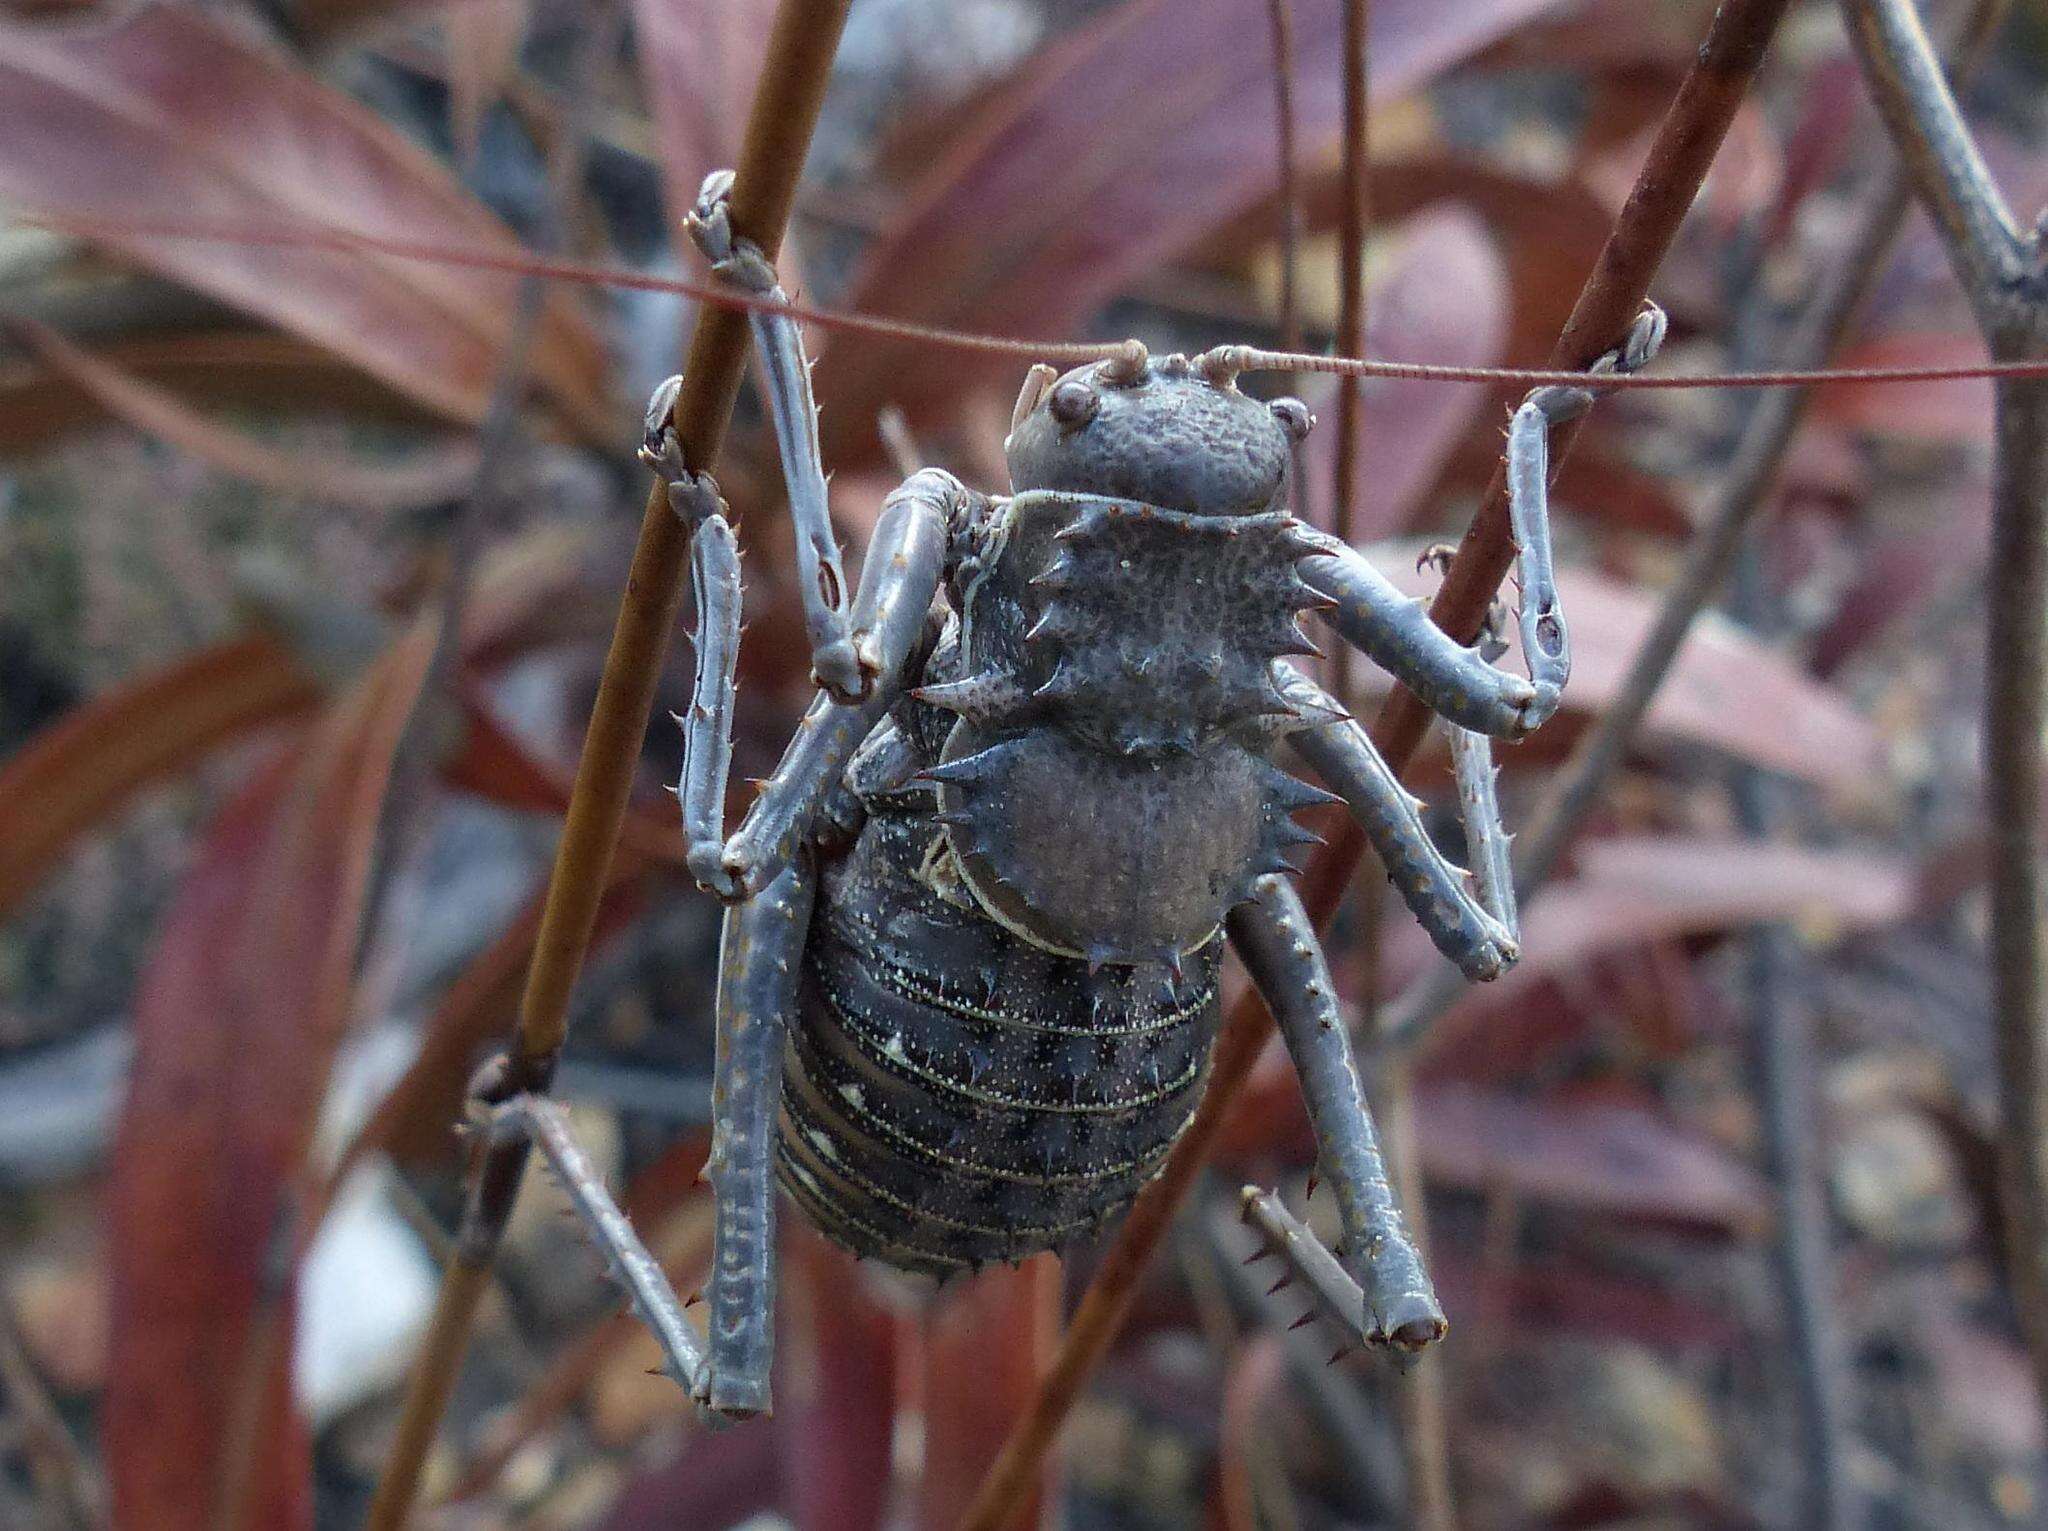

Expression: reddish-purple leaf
xmin=1430 ymin=1246 xmax=1745 ymax=1350
xmin=0 ymin=637 xmax=318 ymax=919
xmin=2 ymin=315 xmax=482 ymax=512
xmin=915 ymin=1257 xmax=1062 ymax=1531
xmin=1816 ymin=331 xmax=1994 ymax=447
xmin=1402 ymin=838 xmax=1912 ymax=1052
xmin=105 ymin=631 xmax=433 ymax=1530
xmin=0 ymin=7 xmax=613 ymax=438
xmin=1413 ymin=1083 xmax=1769 ymax=1236
xmin=782 ymin=1229 xmax=898 ymax=1531
xmin=818 ymin=0 xmax=1574 ymax=451
xmin=1206 ymin=155 xmax=1617 ymax=368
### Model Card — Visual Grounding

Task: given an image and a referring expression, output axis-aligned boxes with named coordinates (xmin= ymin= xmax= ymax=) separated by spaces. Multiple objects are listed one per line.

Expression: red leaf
xmin=1222 ymin=839 xmax=1907 ymax=1158
xmin=782 ymin=1229 xmax=898 ymax=1531
xmin=1412 ymin=1083 xmax=1769 ymax=1236
xmin=2 ymin=314 xmax=482 ymax=512
xmin=104 ymin=631 xmax=434 ymax=1530
xmin=1404 ymin=838 xmax=1913 ymax=1055
xmin=818 ymin=0 xmax=1575 ymax=451
xmin=1815 ymin=330 xmax=1994 ymax=447
xmin=0 ymin=637 xmax=318 ymax=919
xmin=0 ymin=7 xmax=614 ymax=438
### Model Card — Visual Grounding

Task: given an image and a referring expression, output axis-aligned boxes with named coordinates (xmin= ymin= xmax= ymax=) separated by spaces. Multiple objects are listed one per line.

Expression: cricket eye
xmin=1048 ymin=380 xmax=1100 ymax=430
xmin=1270 ymin=398 xmax=1314 ymax=443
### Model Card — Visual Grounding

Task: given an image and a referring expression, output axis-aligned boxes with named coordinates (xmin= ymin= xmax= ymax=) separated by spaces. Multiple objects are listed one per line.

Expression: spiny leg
xmin=1299 ymin=535 xmax=1545 ymax=736
xmin=1227 ymin=874 xmax=1445 ymax=1349
xmin=482 ymin=1093 xmax=707 ymax=1392
xmin=713 ymin=469 xmax=962 ymax=899
xmin=685 ymin=168 xmax=861 ymax=698
xmin=703 ymin=857 xmax=816 ymax=1417
xmin=1302 ymin=300 xmax=1666 ymax=738
xmin=1276 ymin=665 xmax=1515 ymax=981
xmin=1448 ymin=723 xmax=1517 ymax=940
xmin=639 ymin=403 xmax=744 ymax=896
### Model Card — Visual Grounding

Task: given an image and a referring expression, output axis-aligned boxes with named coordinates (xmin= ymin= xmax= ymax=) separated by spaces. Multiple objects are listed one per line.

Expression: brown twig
xmin=1839 ymin=0 xmax=2048 ymax=1426
xmin=1330 ymin=0 xmax=1369 ymax=704
xmin=360 ymin=3 xmax=856 ymax=1525
xmin=1266 ymin=0 xmax=1302 ymax=354
xmin=958 ymin=6 xmax=1794 ymax=1526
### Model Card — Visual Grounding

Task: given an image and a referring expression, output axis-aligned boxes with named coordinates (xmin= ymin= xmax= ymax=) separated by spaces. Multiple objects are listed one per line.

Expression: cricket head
xmin=1004 ymin=345 xmax=1314 ymax=517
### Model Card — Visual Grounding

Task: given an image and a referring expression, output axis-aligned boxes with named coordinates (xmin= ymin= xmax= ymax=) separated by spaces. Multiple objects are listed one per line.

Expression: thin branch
xmin=1378 ymin=1064 xmax=1455 ymax=1531
xmin=1330 ymin=0 xmax=1369 ymax=701
xmin=1728 ymin=585 xmax=1857 ymax=1531
xmin=361 ymin=3 xmax=857 ymax=1526
xmin=1840 ymin=0 xmax=2025 ymax=309
xmin=1982 ymin=369 xmax=2048 ymax=1417
xmin=958 ymin=6 xmax=1795 ymax=1525
xmin=1266 ymin=0 xmax=1302 ymax=354
xmin=1838 ymin=0 xmax=2048 ymax=1425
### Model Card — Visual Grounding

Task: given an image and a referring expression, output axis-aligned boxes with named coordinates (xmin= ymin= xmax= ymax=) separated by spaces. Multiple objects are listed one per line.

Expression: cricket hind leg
xmin=1226 ymin=874 xmax=1445 ymax=1350
xmin=700 ymin=856 xmax=817 ymax=1417
xmin=481 ymin=1092 xmax=707 ymax=1393
xmin=466 ymin=857 xmax=819 ymax=1422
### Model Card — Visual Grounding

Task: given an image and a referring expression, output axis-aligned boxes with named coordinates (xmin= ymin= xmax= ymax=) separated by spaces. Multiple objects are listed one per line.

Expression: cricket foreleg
xmin=1227 ymin=875 xmax=1446 ymax=1351
xmin=1494 ymin=299 xmax=1668 ymax=716
xmin=702 ymin=858 xmax=815 ymax=1417
xmin=685 ymin=169 xmax=861 ymax=698
xmin=1300 ymin=534 xmax=1548 ymax=737
xmin=1277 ymin=666 xmax=1516 ymax=981
xmin=638 ymin=413 xmax=745 ymax=896
xmin=711 ymin=472 xmax=958 ymax=900
xmin=1304 ymin=301 xmax=1665 ymax=737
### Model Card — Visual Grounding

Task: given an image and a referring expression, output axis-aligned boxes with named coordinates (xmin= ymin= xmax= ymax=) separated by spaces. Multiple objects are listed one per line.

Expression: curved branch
xmin=1840 ymin=0 xmax=2026 ymax=314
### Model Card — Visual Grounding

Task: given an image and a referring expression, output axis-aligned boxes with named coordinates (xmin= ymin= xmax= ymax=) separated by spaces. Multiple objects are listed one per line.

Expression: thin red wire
xmin=15 ymin=207 xmax=2039 ymax=393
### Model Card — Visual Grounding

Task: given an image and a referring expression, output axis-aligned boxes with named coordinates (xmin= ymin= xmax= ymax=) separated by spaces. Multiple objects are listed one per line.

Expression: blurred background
xmin=0 ymin=0 xmax=2044 ymax=1525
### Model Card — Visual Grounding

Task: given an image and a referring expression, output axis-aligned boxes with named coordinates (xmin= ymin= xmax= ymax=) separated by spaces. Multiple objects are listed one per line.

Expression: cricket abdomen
xmin=776 ymin=815 xmax=1220 ymax=1275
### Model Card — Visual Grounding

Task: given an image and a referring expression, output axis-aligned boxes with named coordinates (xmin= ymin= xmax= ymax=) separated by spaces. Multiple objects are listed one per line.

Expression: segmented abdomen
xmin=776 ymin=817 xmax=1220 ymax=1276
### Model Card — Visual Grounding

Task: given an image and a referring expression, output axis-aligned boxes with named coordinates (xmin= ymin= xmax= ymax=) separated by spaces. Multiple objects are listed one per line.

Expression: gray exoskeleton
xmin=491 ymin=169 xmax=1666 ymax=1419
